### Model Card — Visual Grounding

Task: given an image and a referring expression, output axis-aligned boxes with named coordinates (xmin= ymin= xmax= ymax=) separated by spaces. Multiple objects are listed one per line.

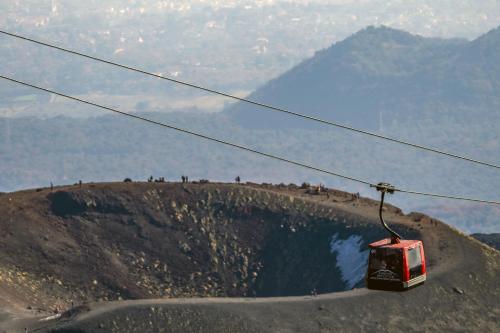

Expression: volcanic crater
xmin=0 ymin=182 xmax=497 ymax=332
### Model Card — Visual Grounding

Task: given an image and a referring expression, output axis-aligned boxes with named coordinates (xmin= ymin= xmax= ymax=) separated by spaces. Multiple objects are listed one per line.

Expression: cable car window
xmin=369 ymin=248 xmax=402 ymax=280
xmin=407 ymin=245 xmax=423 ymax=279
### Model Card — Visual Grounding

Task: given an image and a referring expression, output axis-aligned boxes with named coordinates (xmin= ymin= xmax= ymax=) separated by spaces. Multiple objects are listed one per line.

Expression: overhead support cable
xmin=1 ymin=29 xmax=499 ymax=171
xmin=1 ymin=74 xmax=499 ymax=206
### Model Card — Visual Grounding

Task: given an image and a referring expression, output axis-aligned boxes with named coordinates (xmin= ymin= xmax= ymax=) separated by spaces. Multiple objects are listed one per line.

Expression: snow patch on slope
xmin=330 ymin=233 xmax=369 ymax=289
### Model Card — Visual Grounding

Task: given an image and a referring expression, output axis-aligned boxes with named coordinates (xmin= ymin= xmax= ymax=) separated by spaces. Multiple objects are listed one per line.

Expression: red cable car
xmin=366 ymin=183 xmax=426 ymax=290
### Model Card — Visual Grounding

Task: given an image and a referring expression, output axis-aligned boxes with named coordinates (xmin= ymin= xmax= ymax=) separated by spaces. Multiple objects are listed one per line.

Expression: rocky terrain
xmin=0 ymin=182 xmax=498 ymax=332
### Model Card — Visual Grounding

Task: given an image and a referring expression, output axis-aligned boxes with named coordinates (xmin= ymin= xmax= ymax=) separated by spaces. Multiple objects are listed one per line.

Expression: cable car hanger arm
xmin=371 ymin=183 xmax=402 ymax=243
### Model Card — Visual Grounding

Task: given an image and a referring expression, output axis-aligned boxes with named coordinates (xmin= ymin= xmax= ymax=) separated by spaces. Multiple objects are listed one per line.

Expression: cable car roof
xmin=369 ymin=238 xmax=422 ymax=249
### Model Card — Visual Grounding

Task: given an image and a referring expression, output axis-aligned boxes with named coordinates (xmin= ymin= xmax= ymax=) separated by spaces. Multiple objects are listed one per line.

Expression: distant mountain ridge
xmin=472 ymin=233 xmax=500 ymax=250
xmin=227 ymin=26 xmax=500 ymax=129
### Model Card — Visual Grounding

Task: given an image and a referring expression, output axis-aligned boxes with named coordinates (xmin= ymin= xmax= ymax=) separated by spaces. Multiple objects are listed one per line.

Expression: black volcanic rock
xmin=49 ymin=190 xmax=131 ymax=216
xmin=227 ymin=26 xmax=500 ymax=129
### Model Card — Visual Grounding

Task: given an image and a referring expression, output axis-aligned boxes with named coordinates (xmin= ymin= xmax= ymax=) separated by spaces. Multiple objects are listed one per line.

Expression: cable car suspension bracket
xmin=371 ymin=182 xmax=403 ymax=243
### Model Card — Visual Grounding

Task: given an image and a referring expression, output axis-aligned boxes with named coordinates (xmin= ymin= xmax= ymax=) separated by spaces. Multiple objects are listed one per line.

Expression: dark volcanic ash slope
xmin=0 ymin=182 xmax=393 ymax=309
xmin=0 ymin=182 xmax=498 ymax=332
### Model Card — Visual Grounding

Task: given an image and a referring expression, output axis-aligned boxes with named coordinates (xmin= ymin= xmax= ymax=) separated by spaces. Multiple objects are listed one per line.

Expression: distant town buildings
xmin=51 ymin=0 xmax=58 ymax=15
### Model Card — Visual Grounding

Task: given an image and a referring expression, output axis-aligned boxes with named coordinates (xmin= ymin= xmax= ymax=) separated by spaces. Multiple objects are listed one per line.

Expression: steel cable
xmin=1 ymin=74 xmax=499 ymax=205
xmin=1 ymin=29 xmax=499 ymax=170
